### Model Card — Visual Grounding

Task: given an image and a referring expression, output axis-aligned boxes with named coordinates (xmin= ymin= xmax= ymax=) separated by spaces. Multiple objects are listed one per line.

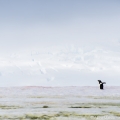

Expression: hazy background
xmin=0 ymin=0 xmax=120 ymax=86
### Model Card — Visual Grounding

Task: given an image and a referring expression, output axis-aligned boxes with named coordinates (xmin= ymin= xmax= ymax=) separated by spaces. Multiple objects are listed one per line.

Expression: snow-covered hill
xmin=0 ymin=46 xmax=120 ymax=87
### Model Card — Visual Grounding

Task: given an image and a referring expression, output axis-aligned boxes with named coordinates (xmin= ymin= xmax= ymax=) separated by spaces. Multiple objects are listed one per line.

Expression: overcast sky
xmin=0 ymin=0 xmax=120 ymax=86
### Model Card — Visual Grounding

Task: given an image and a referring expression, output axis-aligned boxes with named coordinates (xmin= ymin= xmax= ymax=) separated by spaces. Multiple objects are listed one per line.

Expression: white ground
xmin=0 ymin=86 xmax=120 ymax=120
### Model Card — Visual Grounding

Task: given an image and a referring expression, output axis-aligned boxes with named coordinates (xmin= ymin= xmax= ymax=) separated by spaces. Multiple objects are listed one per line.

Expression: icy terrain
xmin=0 ymin=45 xmax=120 ymax=86
xmin=0 ymin=86 xmax=120 ymax=119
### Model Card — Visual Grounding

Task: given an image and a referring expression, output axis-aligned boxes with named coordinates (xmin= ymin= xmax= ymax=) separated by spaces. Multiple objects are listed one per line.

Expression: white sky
xmin=0 ymin=0 xmax=120 ymax=86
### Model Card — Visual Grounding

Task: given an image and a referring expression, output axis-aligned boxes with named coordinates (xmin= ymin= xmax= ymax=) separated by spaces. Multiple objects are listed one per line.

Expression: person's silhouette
xmin=98 ymin=80 xmax=106 ymax=90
